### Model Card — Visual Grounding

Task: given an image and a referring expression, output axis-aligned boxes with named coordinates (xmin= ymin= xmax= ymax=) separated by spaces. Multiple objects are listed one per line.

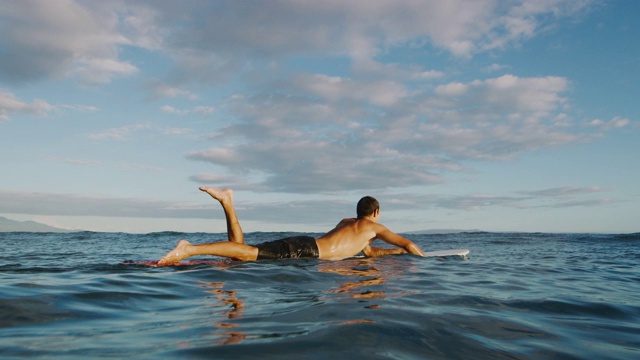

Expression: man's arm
xmin=361 ymin=245 xmax=407 ymax=257
xmin=373 ymin=224 xmax=426 ymax=257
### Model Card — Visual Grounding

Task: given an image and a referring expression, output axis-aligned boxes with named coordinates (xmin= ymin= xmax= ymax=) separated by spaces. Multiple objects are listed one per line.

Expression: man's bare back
xmin=316 ymin=217 xmax=425 ymax=260
xmin=316 ymin=218 xmax=377 ymax=260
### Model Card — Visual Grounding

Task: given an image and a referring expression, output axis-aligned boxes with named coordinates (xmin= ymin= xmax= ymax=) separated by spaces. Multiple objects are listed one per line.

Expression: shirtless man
xmin=157 ymin=187 xmax=425 ymax=265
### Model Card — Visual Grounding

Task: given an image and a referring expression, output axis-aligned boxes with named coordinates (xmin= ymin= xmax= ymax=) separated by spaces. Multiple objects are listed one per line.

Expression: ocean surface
xmin=1 ymin=231 xmax=638 ymax=359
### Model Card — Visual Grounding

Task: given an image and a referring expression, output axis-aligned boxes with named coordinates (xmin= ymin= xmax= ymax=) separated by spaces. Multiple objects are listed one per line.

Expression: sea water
xmin=1 ymin=231 xmax=638 ymax=359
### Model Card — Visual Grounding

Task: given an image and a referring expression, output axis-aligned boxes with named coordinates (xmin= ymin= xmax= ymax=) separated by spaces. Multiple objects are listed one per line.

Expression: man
xmin=157 ymin=187 xmax=425 ymax=265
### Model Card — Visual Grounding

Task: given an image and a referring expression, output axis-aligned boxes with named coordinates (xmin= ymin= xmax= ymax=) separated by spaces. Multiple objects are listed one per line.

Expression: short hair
xmin=356 ymin=196 xmax=379 ymax=218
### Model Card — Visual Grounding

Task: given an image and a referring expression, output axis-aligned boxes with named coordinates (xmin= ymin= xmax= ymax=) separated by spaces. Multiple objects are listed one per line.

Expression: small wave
xmin=0 ymin=298 xmax=81 ymax=328
xmin=506 ymin=298 xmax=632 ymax=319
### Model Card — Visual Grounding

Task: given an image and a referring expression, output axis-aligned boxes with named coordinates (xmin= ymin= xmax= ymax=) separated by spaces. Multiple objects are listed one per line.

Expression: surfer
xmin=158 ymin=187 xmax=425 ymax=265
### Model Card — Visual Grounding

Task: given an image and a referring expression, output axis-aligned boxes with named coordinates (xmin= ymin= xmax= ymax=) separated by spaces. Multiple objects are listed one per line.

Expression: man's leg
xmin=157 ymin=187 xmax=257 ymax=265
xmin=199 ymin=186 xmax=244 ymax=244
xmin=158 ymin=239 xmax=259 ymax=264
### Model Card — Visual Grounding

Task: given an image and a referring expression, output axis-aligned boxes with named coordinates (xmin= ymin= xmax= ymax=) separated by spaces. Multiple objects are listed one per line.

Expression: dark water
xmin=1 ymin=232 xmax=638 ymax=359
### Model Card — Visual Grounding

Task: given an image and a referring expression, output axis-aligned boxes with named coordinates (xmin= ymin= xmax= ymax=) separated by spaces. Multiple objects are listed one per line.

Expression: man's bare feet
xmin=158 ymin=239 xmax=191 ymax=265
xmin=199 ymin=187 xmax=234 ymax=205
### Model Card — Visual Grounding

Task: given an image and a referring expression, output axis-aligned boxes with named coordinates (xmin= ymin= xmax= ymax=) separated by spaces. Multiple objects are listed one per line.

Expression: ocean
xmin=1 ymin=231 xmax=638 ymax=359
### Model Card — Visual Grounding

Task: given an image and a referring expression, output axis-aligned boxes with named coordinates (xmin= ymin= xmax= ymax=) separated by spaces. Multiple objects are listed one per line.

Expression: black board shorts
xmin=256 ymin=236 xmax=319 ymax=260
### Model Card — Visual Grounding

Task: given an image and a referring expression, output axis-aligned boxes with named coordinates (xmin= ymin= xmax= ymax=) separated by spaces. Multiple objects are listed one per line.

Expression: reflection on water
xmin=198 ymin=280 xmax=246 ymax=345
xmin=319 ymin=256 xmax=418 ymax=325
xmin=186 ymin=256 xmax=420 ymax=345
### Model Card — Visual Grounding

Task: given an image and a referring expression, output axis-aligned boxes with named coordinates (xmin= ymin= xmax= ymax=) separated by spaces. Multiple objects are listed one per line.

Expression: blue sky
xmin=0 ymin=0 xmax=638 ymax=233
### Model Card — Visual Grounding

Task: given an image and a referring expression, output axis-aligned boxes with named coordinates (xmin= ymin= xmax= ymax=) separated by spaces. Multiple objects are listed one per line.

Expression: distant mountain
xmin=0 ymin=216 xmax=74 ymax=232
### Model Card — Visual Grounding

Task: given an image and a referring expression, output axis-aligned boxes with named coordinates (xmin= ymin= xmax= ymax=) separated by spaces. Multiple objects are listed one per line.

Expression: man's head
xmin=357 ymin=196 xmax=379 ymax=218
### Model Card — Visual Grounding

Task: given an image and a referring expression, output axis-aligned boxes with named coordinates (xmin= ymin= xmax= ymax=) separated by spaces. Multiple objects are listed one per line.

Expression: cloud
xmin=74 ymin=57 xmax=138 ymax=85
xmin=0 ymin=183 xmax=613 ymax=225
xmin=86 ymin=121 xmax=200 ymax=142
xmin=160 ymin=105 xmax=189 ymax=116
xmin=0 ymin=190 xmax=350 ymax=226
xmin=0 ymin=190 xmax=211 ymax=219
xmin=586 ymin=117 xmax=632 ymax=131
xmin=160 ymin=127 xmax=195 ymax=137
xmin=1 ymin=1 xmax=594 ymax=85
xmin=160 ymin=105 xmax=215 ymax=116
xmin=384 ymin=185 xmax=613 ymax=212
xmin=87 ymin=123 xmax=152 ymax=141
xmin=482 ymin=63 xmax=510 ymax=73
xmin=518 ymin=186 xmax=606 ymax=197
xmin=0 ymin=87 xmax=54 ymax=120
xmin=0 ymin=0 xmax=139 ymax=84
xmin=148 ymin=82 xmax=199 ymax=100
xmin=185 ymin=72 xmax=585 ymax=193
xmin=45 ymin=156 xmax=101 ymax=167
xmin=0 ymin=88 xmax=99 ymax=121
xmin=0 ymin=0 xmax=606 ymax=197
xmin=59 ymin=104 xmax=100 ymax=112
xmin=143 ymin=0 xmax=591 ymax=85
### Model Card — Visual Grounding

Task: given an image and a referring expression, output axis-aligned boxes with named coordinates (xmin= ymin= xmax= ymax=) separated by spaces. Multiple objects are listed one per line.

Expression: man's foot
xmin=158 ymin=240 xmax=191 ymax=265
xmin=199 ymin=186 xmax=234 ymax=206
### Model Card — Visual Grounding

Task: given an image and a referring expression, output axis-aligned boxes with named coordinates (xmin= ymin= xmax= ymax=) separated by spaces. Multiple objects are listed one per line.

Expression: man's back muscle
xmin=315 ymin=218 xmax=377 ymax=260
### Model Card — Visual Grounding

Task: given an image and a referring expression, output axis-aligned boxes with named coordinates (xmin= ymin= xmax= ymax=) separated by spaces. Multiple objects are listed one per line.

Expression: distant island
xmin=0 ymin=216 xmax=75 ymax=232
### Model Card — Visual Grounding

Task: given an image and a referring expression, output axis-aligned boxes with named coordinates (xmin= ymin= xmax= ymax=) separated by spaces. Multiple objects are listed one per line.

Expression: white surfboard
xmin=423 ymin=248 xmax=469 ymax=257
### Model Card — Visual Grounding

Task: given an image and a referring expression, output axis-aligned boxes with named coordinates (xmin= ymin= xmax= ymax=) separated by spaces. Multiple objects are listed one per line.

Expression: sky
xmin=0 ymin=0 xmax=638 ymax=234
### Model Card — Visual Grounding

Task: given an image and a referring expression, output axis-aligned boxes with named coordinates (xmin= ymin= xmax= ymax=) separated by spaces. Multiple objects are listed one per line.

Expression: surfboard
xmin=423 ymin=248 xmax=469 ymax=257
xmin=121 ymin=259 xmax=227 ymax=267
xmin=124 ymin=249 xmax=470 ymax=267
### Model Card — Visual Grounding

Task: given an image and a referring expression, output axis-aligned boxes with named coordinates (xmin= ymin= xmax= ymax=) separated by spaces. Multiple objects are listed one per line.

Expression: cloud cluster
xmin=1 ymin=0 xmax=592 ymax=85
xmin=0 ymin=0 xmax=138 ymax=84
xmin=0 ymin=87 xmax=53 ymax=121
xmin=160 ymin=105 xmax=215 ymax=116
xmin=187 ymin=72 xmax=583 ymax=192
xmin=3 ymin=0 xmax=620 ymax=197
xmin=0 ymin=185 xmax=612 ymax=226
xmin=86 ymin=122 xmax=196 ymax=141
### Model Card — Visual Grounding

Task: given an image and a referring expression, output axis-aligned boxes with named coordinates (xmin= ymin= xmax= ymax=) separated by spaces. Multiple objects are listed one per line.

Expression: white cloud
xmin=470 ymin=74 xmax=569 ymax=114
xmin=482 ymin=63 xmax=510 ymax=73
xmin=151 ymin=83 xmax=199 ymax=100
xmin=60 ymin=104 xmax=100 ymax=112
xmin=435 ymin=82 xmax=469 ymax=97
xmin=74 ymin=57 xmax=138 ymax=85
xmin=0 ymin=189 xmax=349 ymax=226
xmin=296 ymin=74 xmax=410 ymax=108
xmin=0 ymin=0 xmax=607 ymax=198
xmin=0 ymin=87 xmax=54 ymax=120
xmin=0 ymin=183 xmax=613 ymax=225
xmin=46 ymin=155 xmax=101 ymax=167
xmin=160 ymin=127 xmax=194 ymax=137
xmin=0 ymin=88 xmax=100 ymax=121
xmin=587 ymin=117 xmax=631 ymax=131
xmin=161 ymin=105 xmax=215 ymax=116
xmin=385 ymin=185 xmax=613 ymax=212
xmin=0 ymin=0 xmax=594 ymax=87
xmin=353 ymin=59 xmax=445 ymax=82
xmin=183 ymin=71 xmax=589 ymax=192
xmin=0 ymin=0 xmax=141 ymax=84
xmin=0 ymin=190 xmax=209 ymax=219
xmin=518 ymin=186 xmax=606 ymax=197
xmin=193 ymin=106 xmax=215 ymax=115
xmin=160 ymin=105 xmax=188 ymax=116
xmin=87 ymin=123 xmax=151 ymax=141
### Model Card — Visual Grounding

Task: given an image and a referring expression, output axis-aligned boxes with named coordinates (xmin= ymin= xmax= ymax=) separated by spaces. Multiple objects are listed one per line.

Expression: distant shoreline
xmin=0 ymin=216 xmax=76 ymax=233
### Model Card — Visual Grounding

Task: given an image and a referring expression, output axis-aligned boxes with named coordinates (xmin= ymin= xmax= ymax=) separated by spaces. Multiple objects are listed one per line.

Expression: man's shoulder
xmin=337 ymin=218 xmax=356 ymax=225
